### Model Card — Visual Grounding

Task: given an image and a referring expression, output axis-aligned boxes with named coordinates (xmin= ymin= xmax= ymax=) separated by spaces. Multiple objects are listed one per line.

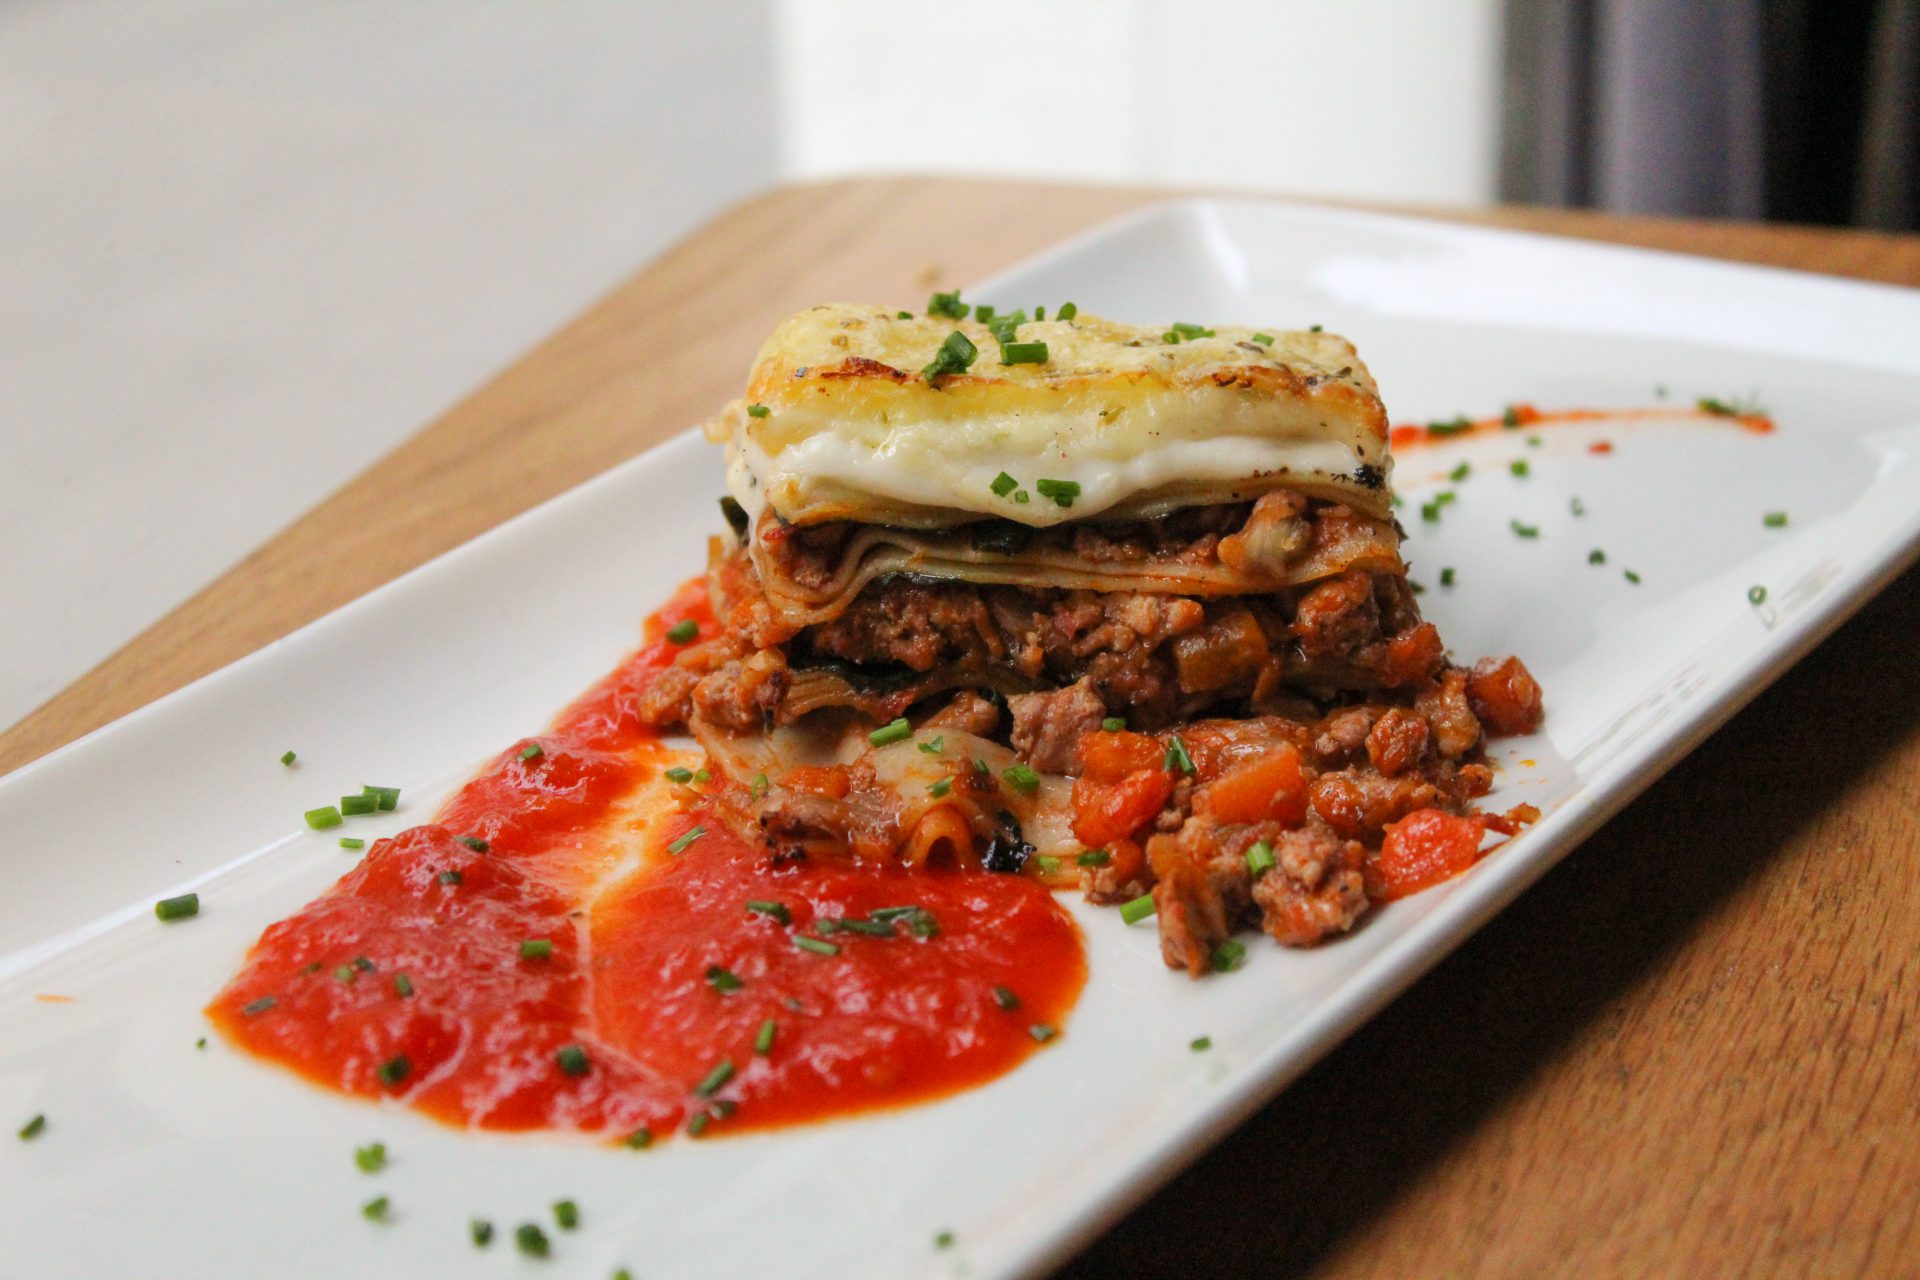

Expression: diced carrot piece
xmin=1078 ymin=730 xmax=1165 ymax=782
xmin=1199 ymin=745 xmax=1308 ymax=827
xmin=1071 ymin=769 xmax=1174 ymax=847
xmin=1369 ymin=808 xmax=1486 ymax=900
xmin=784 ymin=765 xmax=850 ymax=800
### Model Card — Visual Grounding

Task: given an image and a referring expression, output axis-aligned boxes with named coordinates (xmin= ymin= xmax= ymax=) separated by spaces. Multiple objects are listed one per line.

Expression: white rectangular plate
xmin=5 ymin=199 xmax=1919 ymax=1279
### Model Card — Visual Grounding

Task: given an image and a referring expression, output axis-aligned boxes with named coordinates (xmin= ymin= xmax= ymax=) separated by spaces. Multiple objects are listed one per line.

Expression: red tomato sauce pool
xmin=208 ymin=582 xmax=1086 ymax=1142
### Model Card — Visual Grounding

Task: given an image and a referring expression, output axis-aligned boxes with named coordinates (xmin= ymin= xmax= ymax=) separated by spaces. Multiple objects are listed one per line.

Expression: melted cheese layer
xmin=708 ymin=305 xmax=1394 ymax=527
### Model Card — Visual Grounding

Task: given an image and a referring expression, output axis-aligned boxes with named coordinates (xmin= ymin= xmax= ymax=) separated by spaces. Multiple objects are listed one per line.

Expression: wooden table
xmin=8 ymin=177 xmax=1918 ymax=1277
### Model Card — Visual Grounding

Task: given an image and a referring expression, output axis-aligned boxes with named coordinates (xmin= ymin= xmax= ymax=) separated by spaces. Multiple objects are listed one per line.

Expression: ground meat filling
xmin=636 ymin=496 xmax=1545 ymax=976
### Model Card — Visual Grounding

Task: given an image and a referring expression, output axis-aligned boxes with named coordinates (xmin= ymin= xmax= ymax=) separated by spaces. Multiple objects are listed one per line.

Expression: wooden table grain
xmin=7 ymin=177 xmax=1918 ymax=1278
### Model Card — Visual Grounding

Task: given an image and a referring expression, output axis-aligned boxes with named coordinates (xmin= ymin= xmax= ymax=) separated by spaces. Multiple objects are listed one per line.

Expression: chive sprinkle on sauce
xmin=519 ymin=939 xmax=554 ymax=960
xmin=392 ymin=973 xmax=414 ymax=998
xmin=667 ymin=825 xmax=707 ymax=855
xmin=666 ymin=618 xmax=699 ymax=644
xmin=1029 ymin=1023 xmax=1058 ymax=1043
xmin=377 ymin=1055 xmax=411 ymax=1088
xmin=241 ymin=995 xmax=278 ymax=1017
xmin=518 ymin=742 xmax=545 ymax=762
xmin=695 ymin=1058 xmax=736 ymax=1098
xmin=794 ymin=935 xmax=839 ymax=957
xmin=458 ymin=835 xmax=489 ymax=852
xmin=1001 ymin=764 xmax=1041 ymax=795
xmin=155 ymin=893 xmax=200 ymax=922
xmin=992 ymin=985 xmax=1021 ymax=1011
xmin=1245 ymin=840 xmax=1276 ymax=876
xmin=745 ymin=900 xmax=791 ymax=924
xmin=929 ymin=776 xmax=952 ymax=798
xmin=1163 ymin=735 xmax=1196 ymax=775
xmin=706 ymin=965 xmax=743 ymax=994
xmin=754 ymin=1018 xmax=778 ymax=1055
xmin=556 ymin=1044 xmax=591 ymax=1077
xmin=625 ymin=1127 xmax=653 ymax=1149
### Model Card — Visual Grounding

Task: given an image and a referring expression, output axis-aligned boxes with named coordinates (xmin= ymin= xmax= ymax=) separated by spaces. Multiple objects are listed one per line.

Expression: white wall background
xmin=0 ymin=0 xmax=1502 ymax=734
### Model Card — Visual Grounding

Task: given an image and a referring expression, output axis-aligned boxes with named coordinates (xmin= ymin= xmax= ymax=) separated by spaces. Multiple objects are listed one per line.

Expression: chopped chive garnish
xmin=1077 ymin=849 xmax=1111 ymax=867
xmin=514 ymin=1224 xmax=551 ymax=1258
xmin=1191 ymin=1036 xmax=1212 ymax=1051
xmin=1013 ymin=490 xmax=1029 ymax=503
xmin=705 ymin=965 xmax=743 ymax=994
xmin=1698 ymin=396 xmax=1737 ymax=416
xmin=280 ymin=750 xmax=296 ymax=766
xmin=973 ymin=304 xmax=994 ymax=323
xmin=1428 ymin=416 xmax=1472 ymax=436
xmin=553 ymin=1200 xmax=579 ymax=1231
xmin=754 ymin=1018 xmax=778 ymax=1055
xmin=242 ymin=995 xmax=278 ymax=1017
xmin=1001 ymin=764 xmax=1042 ymax=795
xmin=519 ymin=939 xmax=554 ymax=960
xmin=745 ymin=900 xmax=791 ymax=924
xmin=341 ymin=793 xmax=377 ymax=817
xmin=18 ymin=1113 xmax=45 ymax=1141
xmin=923 ymin=330 xmax=979 ymax=382
xmin=1163 ymin=735 xmax=1195 ymax=775
xmin=694 ymin=1058 xmax=735 ymax=1098
xmin=1528 ymin=434 xmax=1543 ymax=446
xmin=992 ymin=985 xmax=1020 ymax=1011
xmin=1120 ymin=893 xmax=1156 ymax=925
xmin=664 ymin=766 xmax=694 ymax=783
xmin=1212 ymin=938 xmax=1248 ymax=972
xmin=367 ymin=786 xmax=400 ymax=812
xmin=936 ymin=1230 xmax=956 ymax=1250
xmin=1421 ymin=501 xmax=1442 ymax=523
xmin=896 ymin=309 xmax=912 ymax=319
xmin=556 ymin=1044 xmax=590 ymax=1077
xmin=668 ymin=825 xmax=706 ymax=855
xmin=1450 ymin=461 xmax=1471 ymax=482
xmin=1034 ymin=306 xmax=1046 ymax=320
xmin=392 ymin=973 xmax=414 ymax=998
xmin=1250 ymin=332 xmax=1274 ymax=346
xmin=1510 ymin=519 xmax=1540 ymax=539
xmin=918 ymin=735 xmax=945 ymax=754
xmin=1057 ymin=302 xmax=1078 ymax=320
xmin=1749 ymin=584 xmax=1768 ymax=605
xmin=1245 ymin=840 xmax=1275 ymax=877
xmin=438 ymin=869 xmax=463 ymax=886
xmin=354 ymin=1142 xmax=387 ymax=1173
xmin=1170 ymin=322 xmax=1214 ymax=339
xmin=519 ymin=742 xmax=545 ymax=762
xmin=927 ymin=289 xmax=967 ymax=320
xmin=990 ymin=471 xmax=1018 ymax=497
xmin=1624 ymin=569 xmax=1642 ymax=584
xmin=1034 ymin=854 xmax=1061 ymax=875
xmin=1029 ymin=1023 xmax=1058 ymax=1043
xmin=1034 ymin=477 xmax=1080 ymax=508
xmin=1001 ymin=340 xmax=1049 ymax=365
xmin=351 ymin=955 xmax=373 ymax=974
xmin=869 ymin=717 xmax=913 ymax=746
xmin=666 ymin=619 xmax=699 ymax=645
xmin=1435 ymin=490 xmax=1457 ymax=506
xmin=1509 ymin=459 xmax=1531 ymax=478
xmin=458 ymin=835 xmax=489 ymax=853
xmin=335 ymin=964 xmax=358 ymax=983
xmin=196 ymin=1037 xmax=207 ymax=1049
xmin=693 ymin=768 xmax=711 ymax=783
xmin=1440 ymin=567 xmax=1456 ymax=587
xmin=1571 ymin=496 xmax=1586 ymax=516
xmin=470 ymin=1218 xmax=494 ymax=1247
xmin=1588 ymin=548 xmax=1607 ymax=565
xmin=305 ymin=806 xmax=343 ymax=830
xmin=687 ymin=1112 xmax=711 ymax=1137
xmin=746 ymin=403 xmax=770 ymax=418
xmin=362 ymin=1195 xmax=390 ymax=1221
xmin=1502 ymin=405 xmax=1521 ymax=428
xmin=624 ymin=1127 xmax=653 ymax=1150
xmin=339 ymin=837 xmax=365 ymax=851
xmin=1100 ymin=716 xmax=1126 ymax=732
xmin=155 ymin=893 xmax=199 ymax=922
xmin=929 ymin=776 xmax=952 ymax=798
xmin=1763 ymin=511 xmax=1788 ymax=527
xmin=832 ymin=917 xmax=896 ymax=936
xmin=376 ymin=1055 xmax=411 ymax=1088
xmin=794 ymin=935 xmax=839 ymax=956
xmin=1308 ymin=323 xmax=1324 ymax=333
xmin=751 ymin=771 xmax=769 ymax=799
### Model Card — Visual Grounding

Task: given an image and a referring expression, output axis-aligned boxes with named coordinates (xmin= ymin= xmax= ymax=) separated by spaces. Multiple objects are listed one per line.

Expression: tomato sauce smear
xmin=208 ymin=581 xmax=1085 ymax=1142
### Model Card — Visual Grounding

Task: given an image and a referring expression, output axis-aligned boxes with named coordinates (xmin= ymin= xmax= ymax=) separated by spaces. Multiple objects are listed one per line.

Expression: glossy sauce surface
xmin=209 ymin=581 xmax=1085 ymax=1140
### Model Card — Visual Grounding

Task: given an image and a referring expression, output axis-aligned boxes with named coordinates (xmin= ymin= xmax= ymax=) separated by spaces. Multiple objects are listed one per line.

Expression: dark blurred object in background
xmin=1502 ymin=0 xmax=1917 ymax=229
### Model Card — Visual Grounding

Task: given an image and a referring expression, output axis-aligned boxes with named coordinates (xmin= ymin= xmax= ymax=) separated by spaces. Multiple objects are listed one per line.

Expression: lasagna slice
xmin=639 ymin=303 xmax=1542 ymax=975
